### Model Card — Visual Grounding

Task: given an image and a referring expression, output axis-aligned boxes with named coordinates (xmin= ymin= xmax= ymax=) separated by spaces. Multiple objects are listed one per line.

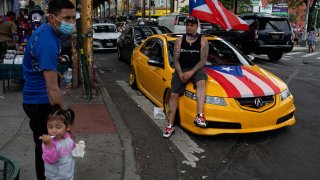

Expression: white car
xmin=93 ymin=23 xmax=121 ymax=50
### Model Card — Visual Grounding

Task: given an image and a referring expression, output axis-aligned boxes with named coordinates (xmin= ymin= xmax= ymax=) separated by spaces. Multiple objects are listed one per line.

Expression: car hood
xmin=93 ymin=32 xmax=121 ymax=40
xmin=195 ymin=65 xmax=287 ymax=98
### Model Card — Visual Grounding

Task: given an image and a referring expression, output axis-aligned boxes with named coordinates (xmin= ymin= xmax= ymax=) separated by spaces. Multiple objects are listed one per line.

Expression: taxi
xmin=129 ymin=34 xmax=296 ymax=135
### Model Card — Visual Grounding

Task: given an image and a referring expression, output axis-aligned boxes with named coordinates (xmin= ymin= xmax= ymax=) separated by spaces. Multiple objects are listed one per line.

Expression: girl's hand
xmin=40 ymin=135 xmax=52 ymax=146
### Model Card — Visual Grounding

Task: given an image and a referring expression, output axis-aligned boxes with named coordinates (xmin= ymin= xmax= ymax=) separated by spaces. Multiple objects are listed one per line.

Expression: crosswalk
xmin=255 ymin=51 xmax=320 ymax=61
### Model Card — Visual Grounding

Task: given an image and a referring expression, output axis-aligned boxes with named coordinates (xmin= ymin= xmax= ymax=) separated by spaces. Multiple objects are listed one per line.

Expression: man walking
xmin=163 ymin=16 xmax=209 ymax=138
xmin=22 ymin=0 xmax=76 ymax=179
xmin=0 ymin=11 xmax=17 ymax=59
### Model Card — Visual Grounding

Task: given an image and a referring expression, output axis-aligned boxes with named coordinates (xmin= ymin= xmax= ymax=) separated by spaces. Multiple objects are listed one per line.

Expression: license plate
xmin=272 ymin=35 xmax=279 ymax=40
xmin=106 ymin=42 xmax=113 ymax=46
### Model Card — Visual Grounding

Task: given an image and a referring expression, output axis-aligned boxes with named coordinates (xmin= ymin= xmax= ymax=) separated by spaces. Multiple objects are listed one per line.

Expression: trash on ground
xmin=153 ymin=107 xmax=166 ymax=119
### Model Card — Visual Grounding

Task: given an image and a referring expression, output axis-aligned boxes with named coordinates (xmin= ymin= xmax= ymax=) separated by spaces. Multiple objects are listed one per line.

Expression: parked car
xmin=93 ymin=23 xmax=121 ymax=50
xmin=157 ymin=14 xmax=202 ymax=34
xmin=117 ymin=25 xmax=171 ymax=63
xmin=204 ymin=13 xmax=294 ymax=61
xmin=129 ymin=34 xmax=296 ymax=135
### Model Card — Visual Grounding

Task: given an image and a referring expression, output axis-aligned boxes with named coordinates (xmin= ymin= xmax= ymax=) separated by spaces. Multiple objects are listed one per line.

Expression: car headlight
xmin=281 ymin=89 xmax=291 ymax=101
xmin=185 ymin=90 xmax=227 ymax=106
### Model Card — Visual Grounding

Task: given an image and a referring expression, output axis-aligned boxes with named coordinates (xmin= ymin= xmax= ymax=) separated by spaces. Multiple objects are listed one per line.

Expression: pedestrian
xmin=0 ymin=11 xmax=18 ymax=59
xmin=163 ymin=16 xmax=209 ymax=138
xmin=22 ymin=0 xmax=76 ymax=179
xmin=40 ymin=104 xmax=75 ymax=180
xmin=307 ymin=27 xmax=316 ymax=53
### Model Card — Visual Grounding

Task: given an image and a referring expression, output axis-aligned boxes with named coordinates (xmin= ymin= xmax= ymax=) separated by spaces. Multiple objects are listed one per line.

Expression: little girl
xmin=40 ymin=104 xmax=75 ymax=180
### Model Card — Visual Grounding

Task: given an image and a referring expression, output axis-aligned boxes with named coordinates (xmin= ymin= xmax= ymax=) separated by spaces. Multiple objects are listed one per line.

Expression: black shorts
xmin=171 ymin=68 xmax=208 ymax=95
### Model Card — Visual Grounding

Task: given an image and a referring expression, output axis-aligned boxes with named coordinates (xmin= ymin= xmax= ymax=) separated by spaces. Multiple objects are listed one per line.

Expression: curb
xmin=96 ymin=75 xmax=140 ymax=180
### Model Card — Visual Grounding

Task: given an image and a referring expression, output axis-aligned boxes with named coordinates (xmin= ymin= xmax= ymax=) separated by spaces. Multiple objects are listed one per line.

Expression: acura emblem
xmin=254 ymin=98 xmax=264 ymax=107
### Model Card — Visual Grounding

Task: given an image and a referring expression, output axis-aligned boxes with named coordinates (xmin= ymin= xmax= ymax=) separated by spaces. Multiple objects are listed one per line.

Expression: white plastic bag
xmin=153 ymin=107 xmax=166 ymax=119
xmin=72 ymin=140 xmax=86 ymax=158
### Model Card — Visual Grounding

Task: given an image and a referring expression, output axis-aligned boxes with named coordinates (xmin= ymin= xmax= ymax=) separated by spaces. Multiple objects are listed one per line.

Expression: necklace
xmin=186 ymin=34 xmax=198 ymax=46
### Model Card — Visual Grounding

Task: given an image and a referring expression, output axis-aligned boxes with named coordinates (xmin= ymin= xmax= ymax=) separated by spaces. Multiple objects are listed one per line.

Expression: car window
xmin=244 ymin=19 xmax=255 ymax=26
xmin=207 ymin=40 xmax=251 ymax=66
xmin=167 ymin=41 xmax=175 ymax=67
xmin=149 ymin=40 xmax=164 ymax=62
xmin=141 ymin=39 xmax=155 ymax=56
xmin=158 ymin=26 xmax=172 ymax=33
xmin=258 ymin=19 xmax=290 ymax=31
xmin=166 ymin=39 xmax=251 ymax=67
xmin=135 ymin=27 xmax=153 ymax=39
xmin=177 ymin=16 xmax=187 ymax=25
xmin=148 ymin=27 xmax=162 ymax=34
xmin=93 ymin=25 xmax=117 ymax=33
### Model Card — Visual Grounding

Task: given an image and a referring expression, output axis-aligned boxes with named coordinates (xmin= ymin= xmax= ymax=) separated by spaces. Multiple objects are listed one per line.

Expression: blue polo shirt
xmin=23 ymin=23 xmax=60 ymax=104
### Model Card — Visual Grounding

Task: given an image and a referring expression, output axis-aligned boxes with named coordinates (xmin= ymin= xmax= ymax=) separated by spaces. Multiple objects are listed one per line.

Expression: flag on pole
xmin=190 ymin=0 xmax=249 ymax=31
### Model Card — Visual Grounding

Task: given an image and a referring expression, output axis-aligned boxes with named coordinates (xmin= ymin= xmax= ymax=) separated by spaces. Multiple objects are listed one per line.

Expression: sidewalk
xmin=0 ymin=82 xmax=140 ymax=179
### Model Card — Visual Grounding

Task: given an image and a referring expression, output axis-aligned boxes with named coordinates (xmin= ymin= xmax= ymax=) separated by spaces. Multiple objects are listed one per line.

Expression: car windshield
xmin=135 ymin=27 xmax=154 ymax=39
xmin=167 ymin=39 xmax=252 ymax=67
xmin=258 ymin=19 xmax=290 ymax=31
xmin=93 ymin=25 xmax=117 ymax=33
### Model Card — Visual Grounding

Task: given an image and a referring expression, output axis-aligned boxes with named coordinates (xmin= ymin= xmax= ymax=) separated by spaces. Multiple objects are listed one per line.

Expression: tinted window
xmin=258 ymin=19 xmax=290 ymax=31
xmin=207 ymin=40 xmax=251 ymax=66
xmin=141 ymin=40 xmax=155 ymax=56
xmin=149 ymin=41 xmax=164 ymax=62
xmin=134 ymin=27 xmax=153 ymax=39
xmin=167 ymin=39 xmax=251 ymax=67
xmin=177 ymin=16 xmax=187 ymax=25
xmin=93 ymin=25 xmax=117 ymax=33
xmin=167 ymin=41 xmax=175 ymax=67
xmin=158 ymin=26 xmax=172 ymax=33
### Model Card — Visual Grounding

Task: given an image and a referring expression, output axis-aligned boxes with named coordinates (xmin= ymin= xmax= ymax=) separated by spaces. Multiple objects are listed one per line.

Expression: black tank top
xmin=179 ymin=35 xmax=202 ymax=69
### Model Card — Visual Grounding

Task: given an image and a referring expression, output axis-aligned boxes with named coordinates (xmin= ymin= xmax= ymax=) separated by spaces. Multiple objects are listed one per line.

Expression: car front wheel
xmin=268 ymin=52 xmax=283 ymax=61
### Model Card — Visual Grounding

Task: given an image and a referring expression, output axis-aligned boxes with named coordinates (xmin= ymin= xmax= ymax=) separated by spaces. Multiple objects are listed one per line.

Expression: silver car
xmin=93 ymin=23 xmax=121 ymax=50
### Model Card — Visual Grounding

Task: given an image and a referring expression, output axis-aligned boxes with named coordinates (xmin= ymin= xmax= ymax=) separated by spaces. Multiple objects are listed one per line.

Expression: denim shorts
xmin=171 ymin=68 xmax=207 ymax=95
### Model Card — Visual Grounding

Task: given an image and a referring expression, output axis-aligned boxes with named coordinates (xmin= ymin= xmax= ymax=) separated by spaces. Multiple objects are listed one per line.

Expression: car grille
xmin=98 ymin=39 xmax=117 ymax=48
xmin=207 ymin=121 xmax=241 ymax=129
xmin=235 ymin=95 xmax=275 ymax=110
xmin=276 ymin=112 xmax=294 ymax=124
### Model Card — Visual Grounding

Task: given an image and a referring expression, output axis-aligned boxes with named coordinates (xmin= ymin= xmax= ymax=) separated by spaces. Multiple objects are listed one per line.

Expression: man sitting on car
xmin=163 ymin=16 xmax=209 ymax=138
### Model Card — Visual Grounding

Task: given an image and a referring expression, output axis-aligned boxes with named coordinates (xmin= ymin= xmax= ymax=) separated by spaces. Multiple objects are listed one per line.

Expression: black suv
xmin=239 ymin=14 xmax=294 ymax=61
xmin=204 ymin=13 xmax=294 ymax=61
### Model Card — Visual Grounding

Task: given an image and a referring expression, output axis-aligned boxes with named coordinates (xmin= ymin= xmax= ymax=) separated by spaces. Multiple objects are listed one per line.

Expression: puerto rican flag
xmin=205 ymin=66 xmax=280 ymax=98
xmin=190 ymin=0 xmax=249 ymax=31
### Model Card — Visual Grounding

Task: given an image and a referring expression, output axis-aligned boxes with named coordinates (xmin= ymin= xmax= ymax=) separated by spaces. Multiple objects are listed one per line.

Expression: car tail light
xmin=254 ymin=30 xmax=259 ymax=41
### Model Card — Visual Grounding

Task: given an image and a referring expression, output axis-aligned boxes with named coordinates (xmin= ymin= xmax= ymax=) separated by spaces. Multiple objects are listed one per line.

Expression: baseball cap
xmin=185 ymin=16 xmax=198 ymax=24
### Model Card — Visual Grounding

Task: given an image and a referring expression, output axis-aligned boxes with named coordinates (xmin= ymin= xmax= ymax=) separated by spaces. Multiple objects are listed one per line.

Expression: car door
xmin=144 ymin=38 xmax=167 ymax=105
xmin=136 ymin=39 xmax=155 ymax=93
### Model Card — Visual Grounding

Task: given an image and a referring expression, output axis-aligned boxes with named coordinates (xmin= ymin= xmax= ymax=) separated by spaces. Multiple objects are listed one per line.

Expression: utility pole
xmin=142 ymin=0 xmax=146 ymax=19
xmin=170 ymin=0 xmax=174 ymax=13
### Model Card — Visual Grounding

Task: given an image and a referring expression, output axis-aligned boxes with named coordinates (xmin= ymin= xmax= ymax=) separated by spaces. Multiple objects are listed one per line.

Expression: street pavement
xmin=0 ymin=80 xmax=140 ymax=179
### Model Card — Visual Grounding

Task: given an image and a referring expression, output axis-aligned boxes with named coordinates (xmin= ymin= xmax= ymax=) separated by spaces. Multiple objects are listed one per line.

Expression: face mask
xmin=52 ymin=15 xmax=75 ymax=35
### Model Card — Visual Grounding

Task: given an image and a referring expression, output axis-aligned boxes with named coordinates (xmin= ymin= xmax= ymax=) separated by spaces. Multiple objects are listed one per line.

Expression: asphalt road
xmin=95 ymin=50 xmax=320 ymax=180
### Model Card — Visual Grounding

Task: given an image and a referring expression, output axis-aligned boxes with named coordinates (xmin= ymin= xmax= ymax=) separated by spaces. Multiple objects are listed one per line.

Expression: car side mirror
xmin=247 ymin=55 xmax=254 ymax=61
xmin=148 ymin=58 xmax=163 ymax=68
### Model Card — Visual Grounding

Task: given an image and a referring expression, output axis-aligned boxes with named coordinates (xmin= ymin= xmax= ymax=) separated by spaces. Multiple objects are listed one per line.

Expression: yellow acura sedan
xmin=129 ymin=34 xmax=296 ymax=135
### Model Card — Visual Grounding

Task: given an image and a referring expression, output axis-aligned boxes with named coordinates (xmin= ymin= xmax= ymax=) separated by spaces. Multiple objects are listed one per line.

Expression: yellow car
xmin=129 ymin=34 xmax=296 ymax=135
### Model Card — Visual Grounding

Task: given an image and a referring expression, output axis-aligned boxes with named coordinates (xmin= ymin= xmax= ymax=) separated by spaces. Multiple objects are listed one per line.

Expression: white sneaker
xmin=194 ymin=113 xmax=207 ymax=128
xmin=163 ymin=124 xmax=175 ymax=138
